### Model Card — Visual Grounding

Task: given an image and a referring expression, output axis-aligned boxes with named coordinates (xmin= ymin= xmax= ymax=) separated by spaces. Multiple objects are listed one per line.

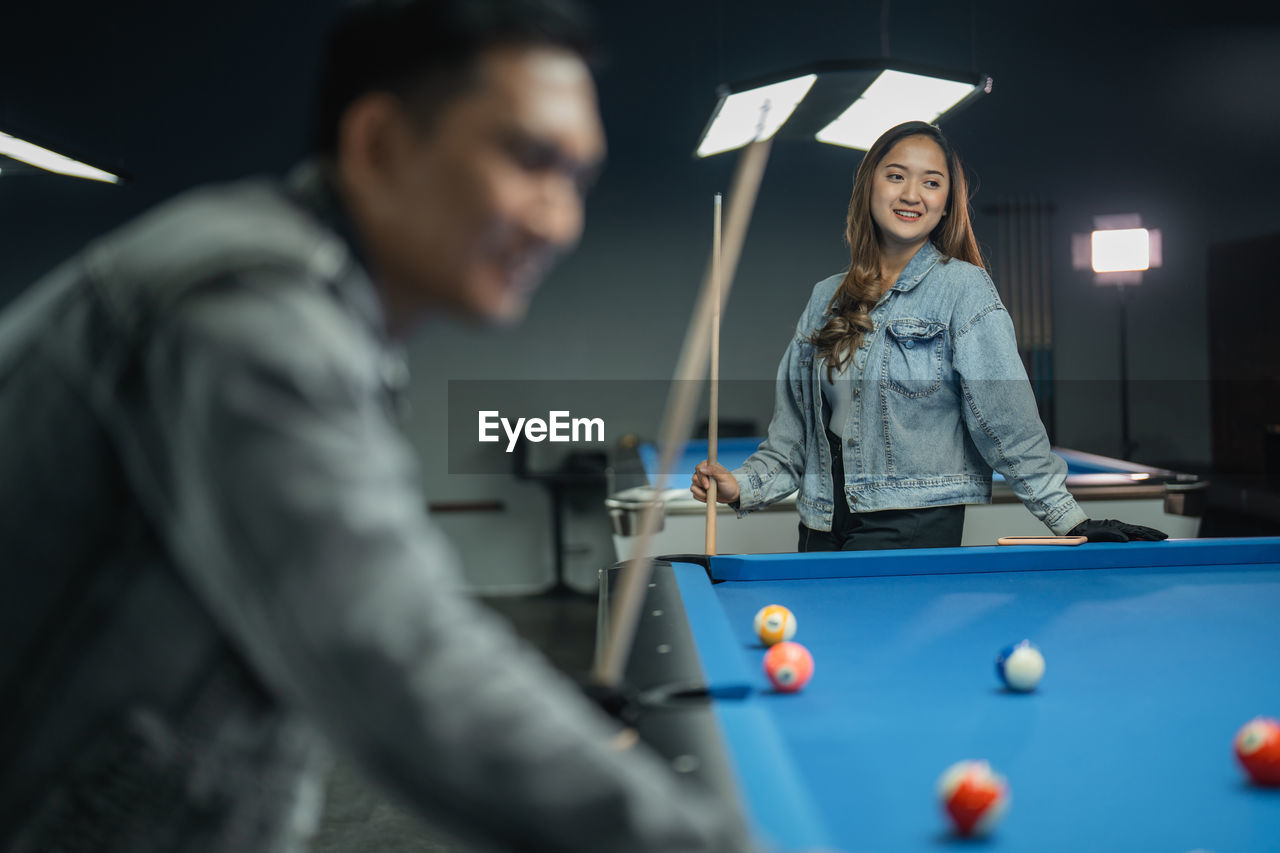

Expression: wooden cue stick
xmin=594 ymin=138 xmax=772 ymax=687
xmin=704 ymin=192 xmax=723 ymax=556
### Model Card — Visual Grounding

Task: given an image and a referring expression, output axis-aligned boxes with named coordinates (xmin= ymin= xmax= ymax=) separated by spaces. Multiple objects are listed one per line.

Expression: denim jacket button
xmin=846 ymin=438 xmax=855 ymax=447
xmin=904 ymin=340 xmax=915 ymax=349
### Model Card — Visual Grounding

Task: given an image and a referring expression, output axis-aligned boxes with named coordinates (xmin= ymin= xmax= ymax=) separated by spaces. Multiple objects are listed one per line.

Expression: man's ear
xmin=336 ymin=92 xmax=409 ymax=216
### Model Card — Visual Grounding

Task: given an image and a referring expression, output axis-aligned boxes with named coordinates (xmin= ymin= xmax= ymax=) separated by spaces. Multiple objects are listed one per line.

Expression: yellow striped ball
xmin=753 ymin=604 xmax=797 ymax=646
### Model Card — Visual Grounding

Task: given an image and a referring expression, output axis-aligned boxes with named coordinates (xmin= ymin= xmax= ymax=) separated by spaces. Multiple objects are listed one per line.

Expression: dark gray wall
xmin=411 ymin=2 xmax=1280 ymax=465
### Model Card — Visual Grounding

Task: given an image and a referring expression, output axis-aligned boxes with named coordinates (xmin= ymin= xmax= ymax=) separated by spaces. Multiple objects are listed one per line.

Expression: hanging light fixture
xmin=695 ymin=59 xmax=992 ymax=157
xmin=0 ymin=131 xmax=122 ymax=184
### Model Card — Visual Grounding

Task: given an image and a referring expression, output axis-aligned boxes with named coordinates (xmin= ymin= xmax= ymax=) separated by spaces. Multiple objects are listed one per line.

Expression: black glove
xmin=577 ymin=676 xmax=642 ymax=726
xmin=1068 ymin=518 xmax=1168 ymax=542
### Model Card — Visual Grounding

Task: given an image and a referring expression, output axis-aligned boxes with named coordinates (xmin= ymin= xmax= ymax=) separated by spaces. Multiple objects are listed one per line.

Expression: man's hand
xmin=577 ymin=676 xmax=642 ymax=727
xmin=1068 ymin=518 xmax=1168 ymax=542
xmin=691 ymin=460 xmax=740 ymax=505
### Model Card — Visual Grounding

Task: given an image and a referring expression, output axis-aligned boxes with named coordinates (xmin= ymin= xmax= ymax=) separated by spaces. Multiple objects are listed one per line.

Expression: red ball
xmin=1234 ymin=717 xmax=1280 ymax=786
xmin=763 ymin=641 xmax=814 ymax=692
xmin=937 ymin=760 xmax=1009 ymax=837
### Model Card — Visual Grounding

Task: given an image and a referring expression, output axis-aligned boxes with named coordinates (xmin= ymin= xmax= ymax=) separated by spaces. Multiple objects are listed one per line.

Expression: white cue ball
xmin=997 ymin=640 xmax=1045 ymax=692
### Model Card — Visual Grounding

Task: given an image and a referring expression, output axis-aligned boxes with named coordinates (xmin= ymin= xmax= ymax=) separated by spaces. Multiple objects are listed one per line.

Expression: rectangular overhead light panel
xmin=0 ymin=132 xmax=120 ymax=184
xmin=1091 ymin=228 xmax=1151 ymax=273
xmin=814 ymin=70 xmax=980 ymax=151
xmin=696 ymin=74 xmax=817 ymax=158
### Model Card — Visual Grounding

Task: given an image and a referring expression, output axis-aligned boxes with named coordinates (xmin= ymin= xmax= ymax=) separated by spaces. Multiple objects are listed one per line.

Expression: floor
xmin=310 ymin=590 xmax=600 ymax=853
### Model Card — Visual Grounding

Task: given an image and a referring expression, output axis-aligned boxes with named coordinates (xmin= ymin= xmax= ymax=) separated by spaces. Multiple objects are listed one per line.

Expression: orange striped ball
xmin=753 ymin=604 xmax=797 ymax=646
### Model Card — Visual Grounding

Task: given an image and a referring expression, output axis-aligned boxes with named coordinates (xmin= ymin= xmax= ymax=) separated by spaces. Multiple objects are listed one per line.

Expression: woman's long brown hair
xmin=812 ymin=121 xmax=984 ymax=378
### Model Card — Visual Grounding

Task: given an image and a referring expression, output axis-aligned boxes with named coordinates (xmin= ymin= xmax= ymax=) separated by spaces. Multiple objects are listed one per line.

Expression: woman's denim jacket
xmin=732 ymin=241 xmax=1088 ymax=536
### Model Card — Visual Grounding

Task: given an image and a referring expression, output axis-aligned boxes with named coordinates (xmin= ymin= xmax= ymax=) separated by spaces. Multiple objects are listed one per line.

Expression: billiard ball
xmin=763 ymin=641 xmax=813 ymax=692
xmin=1234 ymin=717 xmax=1280 ymax=786
xmin=937 ymin=760 xmax=1009 ymax=836
xmin=996 ymin=640 xmax=1045 ymax=692
xmin=753 ymin=604 xmax=797 ymax=646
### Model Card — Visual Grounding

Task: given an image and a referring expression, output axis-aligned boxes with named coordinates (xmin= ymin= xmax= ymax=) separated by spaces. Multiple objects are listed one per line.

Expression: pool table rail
xmin=598 ymin=561 xmax=837 ymax=851
xmin=699 ymin=537 xmax=1279 ymax=583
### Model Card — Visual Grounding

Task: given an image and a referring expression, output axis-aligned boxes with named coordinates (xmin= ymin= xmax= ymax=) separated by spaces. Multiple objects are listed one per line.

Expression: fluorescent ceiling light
xmin=815 ymin=70 xmax=979 ymax=151
xmin=0 ymin=132 xmax=120 ymax=184
xmin=696 ymin=74 xmax=817 ymax=158
xmin=1091 ymin=228 xmax=1150 ymax=273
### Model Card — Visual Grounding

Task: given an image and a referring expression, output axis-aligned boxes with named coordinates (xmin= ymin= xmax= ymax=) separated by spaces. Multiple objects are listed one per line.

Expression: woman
xmin=691 ymin=120 xmax=1164 ymax=550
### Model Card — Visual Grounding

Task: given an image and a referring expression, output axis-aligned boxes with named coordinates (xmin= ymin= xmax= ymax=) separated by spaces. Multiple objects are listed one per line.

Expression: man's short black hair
xmin=311 ymin=0 xmax=593 ymax=156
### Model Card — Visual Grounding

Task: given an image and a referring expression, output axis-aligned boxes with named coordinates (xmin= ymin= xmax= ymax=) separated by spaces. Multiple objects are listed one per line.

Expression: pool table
xmin=599 ymin=537 xmax=1280 ymax=852
xmin=606 ymin=439 xmax=1206 ymax=559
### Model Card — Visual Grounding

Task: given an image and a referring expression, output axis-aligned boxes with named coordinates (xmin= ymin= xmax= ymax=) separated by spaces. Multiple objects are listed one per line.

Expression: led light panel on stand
xmin=1072 ymin=215 xmax=1163 ymax=285
xmin=1069 ymin=213 xmax=1162 ymax=460
xmin=1091 ymin=228 xmax=1152 ymax=273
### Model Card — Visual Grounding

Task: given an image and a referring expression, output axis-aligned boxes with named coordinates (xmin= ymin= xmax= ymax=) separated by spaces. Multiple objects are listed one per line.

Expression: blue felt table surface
xmin=671 ymin=542 xmax=1280 ymax=852
xmin=639 ymin=437 xmax=766 ymax=490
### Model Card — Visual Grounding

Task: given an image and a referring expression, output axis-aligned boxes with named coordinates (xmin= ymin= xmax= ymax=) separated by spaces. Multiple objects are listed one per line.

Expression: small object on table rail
xmin=996 ymin=535 xmax=1087 ymax=546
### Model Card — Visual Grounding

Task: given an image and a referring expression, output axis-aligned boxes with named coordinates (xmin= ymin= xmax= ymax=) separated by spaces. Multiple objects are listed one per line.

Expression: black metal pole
xmin=1118 ymin=284 xmax=1134 ymax=460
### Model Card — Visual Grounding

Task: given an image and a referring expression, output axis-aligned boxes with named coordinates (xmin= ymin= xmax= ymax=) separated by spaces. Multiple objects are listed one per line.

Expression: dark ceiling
xmin=1 ymin=1 xmax=1278 ymax=297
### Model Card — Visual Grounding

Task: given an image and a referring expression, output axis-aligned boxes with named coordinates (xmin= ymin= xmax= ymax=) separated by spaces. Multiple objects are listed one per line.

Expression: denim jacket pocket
xmin=792 ymin=341 xmax=816 ymax=415
xmin=883 ymin=319 xmax=947 ymax=398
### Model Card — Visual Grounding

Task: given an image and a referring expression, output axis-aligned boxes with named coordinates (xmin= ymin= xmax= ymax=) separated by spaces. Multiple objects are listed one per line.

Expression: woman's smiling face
xmin=868 ymin=134 xmax=950 ymax=253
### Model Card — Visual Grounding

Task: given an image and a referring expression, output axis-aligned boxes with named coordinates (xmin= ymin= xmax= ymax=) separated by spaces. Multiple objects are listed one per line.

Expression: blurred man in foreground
xmin=0 ymin=2 xmax=752 ymax=850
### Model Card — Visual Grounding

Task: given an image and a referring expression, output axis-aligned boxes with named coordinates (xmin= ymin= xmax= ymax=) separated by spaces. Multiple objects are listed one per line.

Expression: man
xmin=0 ymin=2 xmax=752 ymax=850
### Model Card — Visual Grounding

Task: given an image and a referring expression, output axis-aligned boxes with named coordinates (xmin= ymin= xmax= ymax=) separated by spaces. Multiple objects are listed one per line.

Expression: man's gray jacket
xmin=0 ymin=166 xmax=750 ymax=853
